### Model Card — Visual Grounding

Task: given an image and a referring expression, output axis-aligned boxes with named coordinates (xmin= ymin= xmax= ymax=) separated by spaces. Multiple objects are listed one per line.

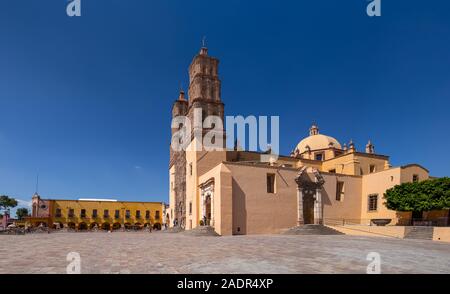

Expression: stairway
xmin=183 ymin=226 xmax=220 ymax=237
xmin=404 ymin=227 xmax=434 ymax=240
xmin=282 ymin=225 xmax=345 ymax=235
xmin=163 ymin=226 xmax=184 ymax=234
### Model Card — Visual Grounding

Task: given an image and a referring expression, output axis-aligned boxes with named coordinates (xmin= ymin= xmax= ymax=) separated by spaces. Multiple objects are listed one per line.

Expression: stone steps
xmin=404 ymin=227 xmax=434 ymax=240
xmin=183 ymin=226 xmax=220 ymax=237
xmin=282 ymin=225 xmax=345 ymax=235
xmin=163 ymin=227 xmax=184 ymax=233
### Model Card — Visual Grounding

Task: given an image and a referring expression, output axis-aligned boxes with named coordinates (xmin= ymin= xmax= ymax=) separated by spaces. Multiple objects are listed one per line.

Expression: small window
xmin=55 ymin=208 xmax=62 ymax=218
xmin=368 ymin=194 xmax=378 ymax=212
xmin=92 ymin=209 xmax=98 ymax=218
xmin=315 ymin=153 xmax=324 ymax=161
xmin=336 ymin=181 xmax=345 ymax=201
xmin=136 ymin=210 xmax=141 ymax=219
xmin=369 ymin=165 xmax=376 ymax=174
xmin=80 ymin=209 xmax=86 ymax=218
xmin=413 ymin=174 xmax=419 ymax=183
xmin=145 ymin=210 xmax=150 ymax=219
xmin=155 ymin=210 xmax=160 ymax=220
xmin=126 ymin=210 xmax=131 ymax=219
xmin=267 ymin=173 xmax=276 ymax=194
xmin=104 ymin=209 xmax=109 ymax=218
xmin=329 ymin=169 xmax=336 ymax=174
xmin=189 ymin=202 xmax=192 ymax=215
xmin=68 ymin=209 xmax=74 ymax=218
xmin=114 ymin=210 xmax=120 ymax=219
xmin=189 ymin=163 xmax=193 ymax=176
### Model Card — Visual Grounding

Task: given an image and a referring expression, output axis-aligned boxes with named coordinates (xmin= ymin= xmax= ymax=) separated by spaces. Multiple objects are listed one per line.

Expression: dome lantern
xmin=295 ymin=125 xmax=342 ymax=155
xmin=309 ymin=124 xmax=319 ymax=136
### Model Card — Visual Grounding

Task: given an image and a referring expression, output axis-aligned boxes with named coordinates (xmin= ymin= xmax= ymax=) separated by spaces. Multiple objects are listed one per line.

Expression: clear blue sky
xmin=1 ymin=0 xmax=449 ymax=212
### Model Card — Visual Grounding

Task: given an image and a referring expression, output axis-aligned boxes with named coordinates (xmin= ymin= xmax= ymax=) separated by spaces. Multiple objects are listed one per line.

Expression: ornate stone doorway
xmin=200 ymin=179 xmax=215 ymax=227
xmin=204 ymin=195 xmax=212 ymax=226
xmin=295 ymin=167 xmax=326 ymax=226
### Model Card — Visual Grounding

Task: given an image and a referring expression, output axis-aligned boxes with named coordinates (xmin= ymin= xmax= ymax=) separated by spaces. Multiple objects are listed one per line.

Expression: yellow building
xmin=29 ymin=194 xmax=166 ymax=231
xmin=168 ymin=46 xmax=441 ymax=236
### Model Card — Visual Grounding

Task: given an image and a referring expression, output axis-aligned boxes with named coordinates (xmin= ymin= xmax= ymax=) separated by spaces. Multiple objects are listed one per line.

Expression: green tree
xmin=0 ymin=195 xmax=18 ymax=215
xmin=384 ymin=177 xmax=450 ymax=214
xmin=16 ymin=208 xmax=30 ymax=220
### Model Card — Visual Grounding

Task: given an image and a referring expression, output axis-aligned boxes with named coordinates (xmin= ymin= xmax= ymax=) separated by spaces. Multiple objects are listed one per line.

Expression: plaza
xmin=0 ymin=232 xmax=449 ymax=274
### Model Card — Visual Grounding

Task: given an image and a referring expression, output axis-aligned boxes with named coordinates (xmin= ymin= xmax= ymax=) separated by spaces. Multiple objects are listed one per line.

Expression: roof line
xmin=401 ymin=164 xmax=429 ymax=173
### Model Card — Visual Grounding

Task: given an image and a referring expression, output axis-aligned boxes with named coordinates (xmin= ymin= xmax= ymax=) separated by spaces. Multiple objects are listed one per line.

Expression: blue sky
xmin=1 ymin=0 xmax=450 ymax=215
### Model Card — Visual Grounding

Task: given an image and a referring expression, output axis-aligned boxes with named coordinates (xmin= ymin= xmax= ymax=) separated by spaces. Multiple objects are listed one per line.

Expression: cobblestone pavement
xmin=0 ymin=232 xmax=449 ymax=274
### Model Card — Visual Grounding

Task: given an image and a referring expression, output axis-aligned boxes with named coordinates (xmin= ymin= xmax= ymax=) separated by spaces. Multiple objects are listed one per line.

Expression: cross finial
xmin=202 ymin=36 xmax=207 ymax=48
xmin=199 ymin=36 xmax=208 ymax=55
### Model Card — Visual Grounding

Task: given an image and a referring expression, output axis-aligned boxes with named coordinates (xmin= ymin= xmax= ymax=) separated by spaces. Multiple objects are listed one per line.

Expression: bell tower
xmin=188 ymin=46 xmax=221 ymax=103
xmin=169 ymin=45 xmax=225 ymax=229
xmin=187 ymin=45 xmax=225 ymax=138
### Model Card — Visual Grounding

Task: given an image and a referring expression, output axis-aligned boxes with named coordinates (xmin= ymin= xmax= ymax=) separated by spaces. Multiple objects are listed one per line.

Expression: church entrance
xmin=295 ymin=167 xmax=326 ymax=226
xmin=200 ymin=179 xmax=215 ymax=227
xmin=204 ymin=195 xmax=212 ymax=226
xmin=303 ymin=189 xmax=315 ymax=224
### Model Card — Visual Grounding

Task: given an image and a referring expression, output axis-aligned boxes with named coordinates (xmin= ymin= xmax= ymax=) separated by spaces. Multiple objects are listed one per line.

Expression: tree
xmin=0 ymin=195 xmax=18 ymax=215
xmin=16 ymin=208 xmax=30 ymax=220
xmin=384 ymin=177 xmax=450 ymax=215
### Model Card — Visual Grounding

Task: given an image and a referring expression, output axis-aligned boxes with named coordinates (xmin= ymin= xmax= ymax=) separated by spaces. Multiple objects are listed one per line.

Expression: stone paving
xmin=0 ymin=232 xmax=449 ymax=274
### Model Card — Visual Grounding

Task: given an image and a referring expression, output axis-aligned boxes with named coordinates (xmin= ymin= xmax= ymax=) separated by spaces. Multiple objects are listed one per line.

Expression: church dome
xmin=296 ymin=124 xmax=341 ymax=154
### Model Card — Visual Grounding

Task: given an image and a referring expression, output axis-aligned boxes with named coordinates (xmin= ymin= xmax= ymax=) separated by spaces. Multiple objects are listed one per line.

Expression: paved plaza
xmin=0 ymin=232 xmax=449 ymax=274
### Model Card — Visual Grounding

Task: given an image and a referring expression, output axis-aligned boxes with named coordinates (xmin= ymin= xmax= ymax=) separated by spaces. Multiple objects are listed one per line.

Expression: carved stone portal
xmin=200 ymin=179 xmax=215 ymax=227
xmin=295 ymin=167 xmax=325 ymax=225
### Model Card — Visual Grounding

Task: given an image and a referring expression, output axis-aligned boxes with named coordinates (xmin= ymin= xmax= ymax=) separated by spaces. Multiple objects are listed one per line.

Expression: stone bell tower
xmin=170 ymin=90 xmax=188 ymax=228
xmin=187 ymin=46 xmax=225 ymax=138
xmin=169 ymin=45 xmax=225 ymax=228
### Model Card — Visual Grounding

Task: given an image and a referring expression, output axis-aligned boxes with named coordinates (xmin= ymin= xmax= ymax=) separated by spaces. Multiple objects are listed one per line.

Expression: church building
xmin=168 ymin=46 xmax=430 ymax=236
